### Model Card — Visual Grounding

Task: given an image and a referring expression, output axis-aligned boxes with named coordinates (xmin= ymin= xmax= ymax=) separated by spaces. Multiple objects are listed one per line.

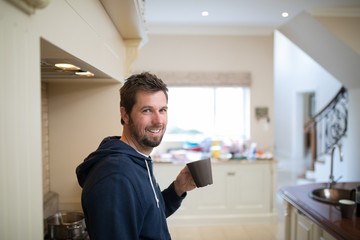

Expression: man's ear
xmin=120 ymin=107 xmax=129 ymax=124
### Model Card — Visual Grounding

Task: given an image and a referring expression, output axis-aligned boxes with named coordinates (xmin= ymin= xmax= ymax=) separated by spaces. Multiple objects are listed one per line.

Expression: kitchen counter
xmin=279 ymin=182 xmax=360 ymax=240
xmin=154 ymin=159 xmax=277 ymax=225
xmin=154 ymin=158 xmax=275 ymax=165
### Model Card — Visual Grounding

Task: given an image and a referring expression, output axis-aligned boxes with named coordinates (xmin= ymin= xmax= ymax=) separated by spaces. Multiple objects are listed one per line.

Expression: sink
xmin=309 ymin=188 xmax=355 ymax=204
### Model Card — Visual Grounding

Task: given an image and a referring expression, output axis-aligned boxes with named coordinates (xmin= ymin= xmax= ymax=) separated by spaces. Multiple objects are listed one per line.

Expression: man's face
xmin=123 ymin=90 xmax=168 ymax=153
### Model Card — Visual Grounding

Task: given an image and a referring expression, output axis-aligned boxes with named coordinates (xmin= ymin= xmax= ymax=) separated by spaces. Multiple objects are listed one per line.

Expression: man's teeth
xmin=149 ymin=129 xmax=161 ymax=133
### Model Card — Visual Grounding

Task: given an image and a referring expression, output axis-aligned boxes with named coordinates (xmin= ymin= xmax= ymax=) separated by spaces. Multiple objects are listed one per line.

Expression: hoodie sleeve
xmin=82 ymin=174 xmax=143 ymax=240
xmin=161 ymin=181 xmax=186 ymax=217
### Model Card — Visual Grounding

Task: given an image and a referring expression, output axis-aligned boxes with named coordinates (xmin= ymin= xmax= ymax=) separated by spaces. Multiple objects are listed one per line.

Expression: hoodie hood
xmin=76 ymin=136 xmax=150 ymax=188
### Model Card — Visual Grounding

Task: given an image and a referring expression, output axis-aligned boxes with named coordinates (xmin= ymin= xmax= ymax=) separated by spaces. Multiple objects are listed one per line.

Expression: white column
xmin=343 ymin=88 xmax=360 ymax=181
xmin=0 ymin=2 xmax=43 ymax=239
xmin=124 ymin=39 xmax=141 ymax=77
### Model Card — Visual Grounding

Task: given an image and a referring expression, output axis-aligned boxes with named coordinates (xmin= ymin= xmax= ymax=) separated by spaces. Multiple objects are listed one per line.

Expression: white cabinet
xmin=295 ymin=211 xmax=321 ymax=240
xmin=225 ymin=163 xmax=272 ymax=214
xmin=284 ymin=202 xmax=336 ymax=240
xmin=154 ymin=160 xmax=277 ymax=225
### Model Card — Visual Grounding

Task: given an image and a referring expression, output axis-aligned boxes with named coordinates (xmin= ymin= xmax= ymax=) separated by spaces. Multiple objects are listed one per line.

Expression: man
xmin=76 ymin=72 xmax=196 ymax=239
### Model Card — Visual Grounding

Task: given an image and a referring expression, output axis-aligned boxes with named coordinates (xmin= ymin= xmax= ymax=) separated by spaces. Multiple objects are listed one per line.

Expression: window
xmin=164 ymin=86 xmax=250 ymax=143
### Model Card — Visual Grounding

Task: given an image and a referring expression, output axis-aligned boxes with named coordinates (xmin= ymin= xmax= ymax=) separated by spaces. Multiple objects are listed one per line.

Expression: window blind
xmin=153 ymin=71 xmax=251 ymax=87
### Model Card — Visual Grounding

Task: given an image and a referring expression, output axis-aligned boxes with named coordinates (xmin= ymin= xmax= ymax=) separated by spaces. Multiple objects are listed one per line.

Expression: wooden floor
xmin=169 ymin=222 xmax=285 ymax=240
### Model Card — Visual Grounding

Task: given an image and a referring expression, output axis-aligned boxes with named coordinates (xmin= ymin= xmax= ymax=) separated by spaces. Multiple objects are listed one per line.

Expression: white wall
xmin=0 ymin=1 xmax=125 ymax=238
xmin=314 ymin=17 xmax=360 ymax=182
xmin=313 ymin=16 xmax=360 ymax=182
xmin=344 ymin=88 xmax=360 ymax=181
xmin=316 ymin=16 xmax=360 ymax=55
xmin=274 ymin=15 xmax=360 ymax=182
xmin=48 ymin=82 xmax=122 ymax=211
xmin=133 ymin=34 xmax=274 ymax=151
xmin=274 ymin=30 xmax=341 ymax=172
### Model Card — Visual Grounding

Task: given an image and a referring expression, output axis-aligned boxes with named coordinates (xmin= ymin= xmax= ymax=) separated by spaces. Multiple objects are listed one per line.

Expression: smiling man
xmin=76 ymin=72 xmax=196 ymax=240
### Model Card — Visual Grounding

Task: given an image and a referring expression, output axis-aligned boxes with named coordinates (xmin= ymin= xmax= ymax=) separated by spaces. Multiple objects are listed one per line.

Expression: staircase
xmin=299 ymin=87 xmax=348 ymax=184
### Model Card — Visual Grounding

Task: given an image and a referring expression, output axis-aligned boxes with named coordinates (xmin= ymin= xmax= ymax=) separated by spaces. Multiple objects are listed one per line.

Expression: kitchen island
xmin=154 ymin=159 xmax=277 ymax=225
xmin=279 ymin=182 xmax=360 ymax=240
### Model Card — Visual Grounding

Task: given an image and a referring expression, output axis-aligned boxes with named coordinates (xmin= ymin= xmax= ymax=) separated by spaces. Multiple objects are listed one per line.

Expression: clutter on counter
xmin=151 ymin=138 xmax=273 ymax=163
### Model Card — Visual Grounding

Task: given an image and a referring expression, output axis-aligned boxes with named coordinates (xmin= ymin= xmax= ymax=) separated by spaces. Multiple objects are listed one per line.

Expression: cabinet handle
xmin=227 ymin=172 xmax=236 ymax=176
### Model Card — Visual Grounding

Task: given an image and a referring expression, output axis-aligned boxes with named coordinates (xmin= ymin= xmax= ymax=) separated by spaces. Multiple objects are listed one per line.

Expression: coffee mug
xmin=356 ymin=186 xmax=360 ymax=217
xmin=337 ymin=199 xmax=355 ymax=219
xmin=186 ymin=158 xmax=213 ymax=188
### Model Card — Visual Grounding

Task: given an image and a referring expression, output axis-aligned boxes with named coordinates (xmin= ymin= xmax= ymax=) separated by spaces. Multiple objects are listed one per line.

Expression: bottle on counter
xmin=211 ymin=141 xmax=221 ymax=160
xmin=247 ymin=143 xmax=257 ymax=160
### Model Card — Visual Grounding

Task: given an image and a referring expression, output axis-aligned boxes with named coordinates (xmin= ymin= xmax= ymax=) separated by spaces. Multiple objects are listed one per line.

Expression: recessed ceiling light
xmin=55 ymin=63 xmax=80 ymax=71
xmin=75 ymin=71 xmax=94 ymax=77
xmin=201 ymin=11 xmax=209 ymax=17
xmin=282 ymin=12 xmax=289 ymax=18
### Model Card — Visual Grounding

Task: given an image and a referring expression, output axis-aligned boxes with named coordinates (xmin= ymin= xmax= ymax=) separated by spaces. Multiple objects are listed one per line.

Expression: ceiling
xmin=143 ymin=0 xmax=360 ymax=35
xmin=41 ymin=0 xmax=360 ymax=80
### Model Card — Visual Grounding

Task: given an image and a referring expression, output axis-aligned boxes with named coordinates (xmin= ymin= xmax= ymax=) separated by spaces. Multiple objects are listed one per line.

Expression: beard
xmin=128 ymin=117 xmax=165 ymax=148
xmin=142 ymin=135 xmax=163 ymax=148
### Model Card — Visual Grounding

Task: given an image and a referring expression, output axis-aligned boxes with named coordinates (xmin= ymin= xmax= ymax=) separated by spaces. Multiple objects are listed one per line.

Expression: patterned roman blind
xmin=153 ymin=71 xmax=251 ymax=86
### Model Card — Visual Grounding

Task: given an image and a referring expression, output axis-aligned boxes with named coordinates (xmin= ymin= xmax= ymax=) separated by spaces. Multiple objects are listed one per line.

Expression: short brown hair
xmin=120 ymin=72 xmax=168 ymax=125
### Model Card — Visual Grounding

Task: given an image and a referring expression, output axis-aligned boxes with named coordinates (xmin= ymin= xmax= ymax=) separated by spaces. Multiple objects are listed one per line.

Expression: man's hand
xmin=173 ymin=166 xmax=196 ymax=197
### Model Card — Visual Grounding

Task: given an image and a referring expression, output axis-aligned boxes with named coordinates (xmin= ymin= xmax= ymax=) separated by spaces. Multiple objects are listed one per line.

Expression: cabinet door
xmin=189 ymin=164 xmax=228 ymax=214
xmin=285 ymin=203 xmax=337 ymax=240
xmin=296 ymin=211 xmax=321 ymax=240
xmin=154 ymin=162 xmax=274 ymax=223
xmin=226 ymin=163 xmax=271 ymax=214
xmin=154 ymin=163 xmax=228 ymax=216
xmin=289 ymin=205 xmax=298 ymax=240
xmin=321 ymin=231 xmax=337 ymax=240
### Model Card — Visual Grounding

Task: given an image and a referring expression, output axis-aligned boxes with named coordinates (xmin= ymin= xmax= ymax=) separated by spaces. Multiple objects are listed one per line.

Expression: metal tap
xmin=328 ymin=143 xmax=343 ymax=188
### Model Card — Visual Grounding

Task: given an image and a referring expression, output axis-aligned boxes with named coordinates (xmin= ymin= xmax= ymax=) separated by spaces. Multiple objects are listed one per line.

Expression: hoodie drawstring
xmin=144 ymin=159 xmax=160 ymax=208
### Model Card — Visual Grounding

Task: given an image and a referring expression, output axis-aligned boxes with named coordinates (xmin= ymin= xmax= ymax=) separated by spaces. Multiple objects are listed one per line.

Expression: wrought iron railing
xmin=304 ymin=87 xmax=348 ymax=166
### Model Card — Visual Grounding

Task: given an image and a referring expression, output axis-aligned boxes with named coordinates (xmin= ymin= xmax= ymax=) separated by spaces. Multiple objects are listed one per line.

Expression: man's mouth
xmin=147 ymin=128 xmax=162 ymax=134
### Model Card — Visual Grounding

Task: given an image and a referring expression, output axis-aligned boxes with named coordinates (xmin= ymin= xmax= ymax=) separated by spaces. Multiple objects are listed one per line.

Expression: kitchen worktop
xmin=154 ymin=158 xmax=275 ymax=165
xmin=279 ymin=182 xmax=360 ymax=240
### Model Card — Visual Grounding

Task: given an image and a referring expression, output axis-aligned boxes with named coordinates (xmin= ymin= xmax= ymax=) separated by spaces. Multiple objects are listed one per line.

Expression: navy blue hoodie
xmin=76 ymin=136 xmax=185 ymax=240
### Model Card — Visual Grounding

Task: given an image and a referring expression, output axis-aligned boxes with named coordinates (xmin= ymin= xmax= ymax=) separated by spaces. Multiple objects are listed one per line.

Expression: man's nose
xmin=153 ymin=112 xmax=166 ymax=124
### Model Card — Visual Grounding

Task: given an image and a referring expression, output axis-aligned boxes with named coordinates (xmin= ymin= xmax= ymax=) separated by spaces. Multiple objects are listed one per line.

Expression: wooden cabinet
xmin=284 ymin=202 xmax=337 ymax=240
xmin=154 ymin=160 xmax=277 ymax=225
